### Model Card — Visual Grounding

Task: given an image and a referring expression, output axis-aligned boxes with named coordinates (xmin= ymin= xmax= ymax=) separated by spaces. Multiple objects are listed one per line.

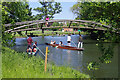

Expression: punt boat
xmin=45 ymin=43 xmax=84 ymax=51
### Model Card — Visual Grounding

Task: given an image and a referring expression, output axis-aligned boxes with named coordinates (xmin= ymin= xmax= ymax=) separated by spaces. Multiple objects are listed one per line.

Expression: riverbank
xmin=13 ymin=30 xmax=88 ymax=38
xmin=2 ymin=47 xmax=90 ymax=78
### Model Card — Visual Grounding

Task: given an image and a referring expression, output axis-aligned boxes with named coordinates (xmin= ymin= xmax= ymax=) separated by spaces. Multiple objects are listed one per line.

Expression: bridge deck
xmin=4 ymin=19 xmax=119 ymax=34
xmin=11 ymin=26 xmax=106 ymax=33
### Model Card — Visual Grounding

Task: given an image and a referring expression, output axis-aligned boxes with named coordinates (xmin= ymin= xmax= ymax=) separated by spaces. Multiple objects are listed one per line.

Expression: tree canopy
xmin=71 ymin=2 xmax=120 ymax=42
xmin=2 ymin=2 xmax=33 ymax=47
xmin=34 ymin=1 xmax=62 ymax=20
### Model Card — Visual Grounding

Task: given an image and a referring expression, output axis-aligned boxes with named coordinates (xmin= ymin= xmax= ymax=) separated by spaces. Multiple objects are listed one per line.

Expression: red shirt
xmin=27 ymin=37 xmax=33 ymax=45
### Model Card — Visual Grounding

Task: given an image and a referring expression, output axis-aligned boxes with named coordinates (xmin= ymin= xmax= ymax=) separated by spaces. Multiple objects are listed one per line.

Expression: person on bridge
xmin=78 ymin=35 xmax=83 ymax=48
xmin=27 ymin=36 xmax=33 ymax=47
xmin=45 ymin=16 xmax=49 ymax=27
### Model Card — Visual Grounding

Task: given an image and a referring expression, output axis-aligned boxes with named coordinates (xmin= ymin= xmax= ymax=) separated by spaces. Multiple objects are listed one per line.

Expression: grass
xmin=0 ymin=53 xmax=1 ymax=79
xmin=2 ymin=47 xmax=90 ymax=78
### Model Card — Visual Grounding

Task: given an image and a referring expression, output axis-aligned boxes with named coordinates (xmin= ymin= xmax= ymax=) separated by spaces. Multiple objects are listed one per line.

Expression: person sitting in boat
xmin=59 ymin=41 xmax=63 ymax=46
xmin=50 ymin=40 xmax=54 ymax=44
xmin=53 ymin=41 xmax=56 ymax=44
xmin=27 ymin=45 xmax=32 ymax=53
xmin=33 ymin=47 xmax=37 ymax=52
xmin=35 ymin=41 xmax=37 ymax=46
xmin=33 ymin=41 xmax=37 ymax=48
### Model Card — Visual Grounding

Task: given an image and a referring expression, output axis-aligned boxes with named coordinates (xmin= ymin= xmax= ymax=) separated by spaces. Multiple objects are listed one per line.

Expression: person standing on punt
xmin=67 ymin=34 xmax=71 ymax=43
xmin=27 ymin=36 xmax=33 ymax=47
xmin=67 ymin=34 xmax=71 ymax=46
xmin=78 ymin=35 xmax=83 ymax=48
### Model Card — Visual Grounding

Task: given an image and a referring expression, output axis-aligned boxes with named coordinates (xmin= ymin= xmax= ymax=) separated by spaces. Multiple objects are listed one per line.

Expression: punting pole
xmin=45 ymin=47 xmax=48 ymax=72
xmin=71 ymin=40 xmax=77 ymax=47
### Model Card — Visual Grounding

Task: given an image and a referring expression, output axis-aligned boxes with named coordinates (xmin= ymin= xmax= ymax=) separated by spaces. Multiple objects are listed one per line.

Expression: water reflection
xmin=67 ymin=50 xmax=71 ymax=65
xmin=87 ymin=42 xmax=118 ymax=78
xmin=78 ymin=51 xmax=83 ymax=54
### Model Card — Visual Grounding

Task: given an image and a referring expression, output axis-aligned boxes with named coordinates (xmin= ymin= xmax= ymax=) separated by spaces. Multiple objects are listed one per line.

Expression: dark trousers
xmin=67 ymin=41 xmax=71 ymax=43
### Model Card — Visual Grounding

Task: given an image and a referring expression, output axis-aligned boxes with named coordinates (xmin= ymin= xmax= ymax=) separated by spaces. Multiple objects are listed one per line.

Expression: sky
xmin=28 ymin=2 xmax=77 ymax=19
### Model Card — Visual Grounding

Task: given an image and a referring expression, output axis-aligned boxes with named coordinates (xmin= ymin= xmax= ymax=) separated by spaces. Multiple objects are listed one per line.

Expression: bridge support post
xmin=25 ymin=31 xmax=27 ymax=35
xmin=40 ymin=23 xmax=44 ymax=33
xmin=40 ymin=23 xmax=43 ymax=29
xmin=37 ymin=23 xmax=39 ymax=28
xmin=42 ymin=29 xmax=44 ymax=33
xmin=69 ymin=21 xmax=72 ymax=28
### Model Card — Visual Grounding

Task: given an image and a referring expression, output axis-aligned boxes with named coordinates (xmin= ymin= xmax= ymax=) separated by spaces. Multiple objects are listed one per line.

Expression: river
xmin=12 ymin=34 xmax=118 ymax=78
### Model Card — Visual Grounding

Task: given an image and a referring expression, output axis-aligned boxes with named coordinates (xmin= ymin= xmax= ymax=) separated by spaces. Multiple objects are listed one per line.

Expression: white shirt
xmin=51 ymin=42 xmax=53 ymax=44
xmin=67 ymin=36 xmax=71 ymax=41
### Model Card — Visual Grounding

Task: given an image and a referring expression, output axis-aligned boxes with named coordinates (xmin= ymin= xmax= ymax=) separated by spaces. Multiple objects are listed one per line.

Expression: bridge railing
xmin=4 ymin=19 xmax=111 ymax=33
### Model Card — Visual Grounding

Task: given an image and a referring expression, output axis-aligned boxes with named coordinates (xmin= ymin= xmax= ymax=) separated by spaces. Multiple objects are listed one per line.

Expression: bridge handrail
xmin=4 ymin=19 xmax=111 ymax=28
xmin=4 ymin=19 xmax=115 ymax=33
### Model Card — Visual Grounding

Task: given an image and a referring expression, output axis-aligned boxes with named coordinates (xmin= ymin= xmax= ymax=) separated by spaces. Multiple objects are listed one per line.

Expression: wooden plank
xmin=5 ymin=22 xmax=45 ymax=32
xmin=4 ymin=20 xmax=45 ymax=27
xmin=11 ymin=28 xmax=40 ymax=32
xmin=4 ymin=19 xmax=111 ymax=29
xmin=5 ymin=19 xmax=112 ymax=34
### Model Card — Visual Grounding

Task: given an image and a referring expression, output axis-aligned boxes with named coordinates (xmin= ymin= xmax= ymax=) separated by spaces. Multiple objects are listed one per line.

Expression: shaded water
xmin=12 ymin=35 xmax=118 ymax=78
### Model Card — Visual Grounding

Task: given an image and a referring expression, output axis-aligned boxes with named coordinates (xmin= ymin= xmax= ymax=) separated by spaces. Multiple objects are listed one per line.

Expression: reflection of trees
xmin=98 ymin=43 xmax=114 ymax=64
xmin=87 ymin=42 xmax=115 ymax=77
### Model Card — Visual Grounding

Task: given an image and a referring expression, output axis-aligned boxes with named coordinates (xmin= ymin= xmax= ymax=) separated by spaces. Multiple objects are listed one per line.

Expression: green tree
xmin=2 ymin=2 xmax=33 ymax=47
xmin=52 ymin=22 xmax=59 ymax=26
xmin=34 ymin=1 xmax=62 ymax=19
xmin=71 ymin=2 xmax=120 ymax=42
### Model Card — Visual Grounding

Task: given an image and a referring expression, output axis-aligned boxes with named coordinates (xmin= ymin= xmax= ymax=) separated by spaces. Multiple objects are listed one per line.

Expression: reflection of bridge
xmin=4 ymin=19 xmax=119 ymax=34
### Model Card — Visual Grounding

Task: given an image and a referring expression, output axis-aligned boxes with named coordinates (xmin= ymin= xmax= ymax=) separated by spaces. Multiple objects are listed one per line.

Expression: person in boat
xmin=78 ymin=35 xmax=83 ymax=48
xmin=33 ymin=41 xmax=37 ymax=48
xmin=35 ymin=41 xmax=37 ymax=46
xmin=32 ymin=47 xmax=37 ymax=52
xmin=67 ymin=34 xmax=71 ymax=44
xmin=50 ymin=40 xmax=54 ymax=44
xmin=53 ymin=41 xmax=56 ymax=44
xmin=32 ymin=41 xmax=38 ymax=52
xmin=59 ymin=41 xmax=63 ymax=45
xmin=45 ymin=16 xmax=49 ymax=27
xmin=27 ymin=36 xmax=33 ymax=47
xmin=27 ymin=45 xmax=32 ymax=53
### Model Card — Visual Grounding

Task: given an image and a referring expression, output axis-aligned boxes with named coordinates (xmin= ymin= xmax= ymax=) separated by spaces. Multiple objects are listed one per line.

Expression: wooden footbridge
xmin=4 ymin=19 xmax=119 ymax=34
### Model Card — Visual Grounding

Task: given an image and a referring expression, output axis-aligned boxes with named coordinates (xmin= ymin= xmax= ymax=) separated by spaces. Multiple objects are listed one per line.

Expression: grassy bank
xmin=13 ymin=30 xmax=88 ymax=38
xmin=2 ymin=47 xmax=90 ymax=78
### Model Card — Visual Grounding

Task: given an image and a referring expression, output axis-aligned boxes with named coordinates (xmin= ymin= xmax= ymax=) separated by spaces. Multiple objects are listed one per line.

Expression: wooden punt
xmin=45 ymin=43 xmax=84 ymax=51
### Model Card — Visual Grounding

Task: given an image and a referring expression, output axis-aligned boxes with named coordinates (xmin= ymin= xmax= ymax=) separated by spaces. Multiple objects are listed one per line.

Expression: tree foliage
xmin=34 ymin=1 xmax=62 ymax=19
xmin=2 ymin=2 xmax=33 ymax=47
xmin=71 ymin=2 xmax=120 ymax=42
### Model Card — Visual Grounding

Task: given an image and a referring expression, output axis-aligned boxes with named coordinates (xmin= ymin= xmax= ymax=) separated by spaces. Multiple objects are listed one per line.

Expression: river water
xmin=12 ymin=35 xmax=118 ymax=78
